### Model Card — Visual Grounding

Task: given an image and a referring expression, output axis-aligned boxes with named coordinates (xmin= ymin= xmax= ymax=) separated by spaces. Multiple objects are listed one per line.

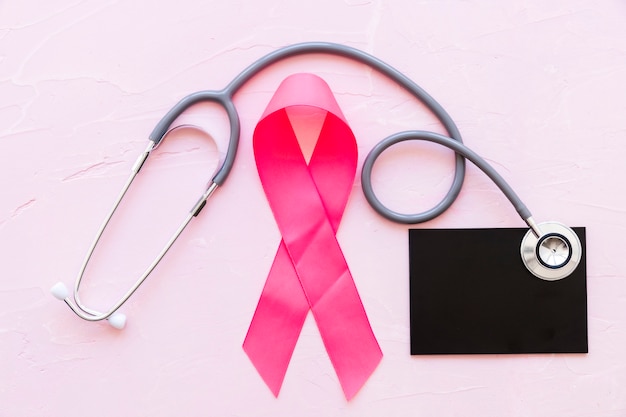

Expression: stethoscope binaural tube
xmin=51 ymin=42 xmax=583 ymax=329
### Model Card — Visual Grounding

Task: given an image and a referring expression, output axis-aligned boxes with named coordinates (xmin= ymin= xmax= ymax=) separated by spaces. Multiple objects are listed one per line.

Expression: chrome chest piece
xmin=521 ymin=221 xmax=582 ymax=281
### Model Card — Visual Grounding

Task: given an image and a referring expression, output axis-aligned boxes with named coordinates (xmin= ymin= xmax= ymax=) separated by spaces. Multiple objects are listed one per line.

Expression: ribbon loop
xmin=243 ymin=73 xmax=382 ymax=400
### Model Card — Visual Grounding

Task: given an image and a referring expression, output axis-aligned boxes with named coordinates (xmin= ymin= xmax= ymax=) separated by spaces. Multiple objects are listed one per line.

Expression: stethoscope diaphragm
xmin=520 ymin=221 xmax=582 ymax=281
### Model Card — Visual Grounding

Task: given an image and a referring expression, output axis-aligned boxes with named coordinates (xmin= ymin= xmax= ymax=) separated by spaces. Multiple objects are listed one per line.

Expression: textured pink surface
xmin=1 ymin=1 xmax=625 ymax=416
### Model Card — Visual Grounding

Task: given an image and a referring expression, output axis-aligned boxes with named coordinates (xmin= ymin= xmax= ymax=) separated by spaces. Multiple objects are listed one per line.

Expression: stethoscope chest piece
xmin=521 ymin=221 xmax=582 ymax=281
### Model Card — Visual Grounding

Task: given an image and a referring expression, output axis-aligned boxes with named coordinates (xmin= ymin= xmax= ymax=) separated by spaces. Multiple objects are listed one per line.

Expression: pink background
xmin=1 ymin=0 xmax=625 ymax=415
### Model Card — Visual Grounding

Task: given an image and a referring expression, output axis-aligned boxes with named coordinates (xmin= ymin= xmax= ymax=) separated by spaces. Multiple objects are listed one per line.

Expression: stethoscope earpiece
xmin=50 ymin=282 xmax=128 ymax=329
xmin=520 ymin=221 xmax=582 ymax=281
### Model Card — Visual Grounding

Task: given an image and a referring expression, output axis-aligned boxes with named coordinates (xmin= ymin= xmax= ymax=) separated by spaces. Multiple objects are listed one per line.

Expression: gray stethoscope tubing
xmin=361 ymin=130 xmax=534 ymax=226
xmin=150 ymin=42 xmax=465 ymax=204
xmin=150 ymin=42 xmax=535 ymax=231
xmin=52 ymin=42 xmax=581 ymax=329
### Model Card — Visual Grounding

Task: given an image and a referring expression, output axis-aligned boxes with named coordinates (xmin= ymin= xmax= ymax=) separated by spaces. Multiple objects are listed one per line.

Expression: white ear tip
xmin=50 ymin=282 xmax=69 ymax=300
xmin=108 ymin=312 xmax=126 ymax=330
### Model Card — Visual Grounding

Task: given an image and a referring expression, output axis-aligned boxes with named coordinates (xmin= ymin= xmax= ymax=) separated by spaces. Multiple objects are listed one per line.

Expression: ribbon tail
xmin=243 ymin=241 xmax=309 ymax=396
xmin=310 ymin=260 xmax=383 ymax=400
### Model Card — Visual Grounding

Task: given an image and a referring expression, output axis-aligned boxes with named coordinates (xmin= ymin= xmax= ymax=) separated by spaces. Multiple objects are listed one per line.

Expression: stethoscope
xmin=50 ymin=42 xmax=582 ymax=329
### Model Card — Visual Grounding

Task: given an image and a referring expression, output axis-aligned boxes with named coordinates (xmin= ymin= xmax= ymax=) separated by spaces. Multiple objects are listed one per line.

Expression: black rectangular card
xmin=409 ymin=227 xmax=587 ymax=355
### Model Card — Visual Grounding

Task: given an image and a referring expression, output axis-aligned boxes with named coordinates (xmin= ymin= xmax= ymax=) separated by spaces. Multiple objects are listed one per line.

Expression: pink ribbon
xmin=243 ymin=73 xmax=382 ymax=400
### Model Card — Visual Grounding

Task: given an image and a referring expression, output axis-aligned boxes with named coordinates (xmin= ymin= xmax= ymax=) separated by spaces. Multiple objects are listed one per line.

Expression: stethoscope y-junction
xmin=50 ymin=42 xmax=583 ymax=329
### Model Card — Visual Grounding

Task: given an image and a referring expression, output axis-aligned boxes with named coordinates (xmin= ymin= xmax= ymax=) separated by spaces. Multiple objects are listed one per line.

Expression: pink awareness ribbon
xmin=243 ymin=73 xmax=382 ymax=400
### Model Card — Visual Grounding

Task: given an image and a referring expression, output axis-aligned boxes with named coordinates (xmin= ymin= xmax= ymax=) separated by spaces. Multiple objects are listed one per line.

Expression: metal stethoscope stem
xmin=52 ymin=141 xmax=219 ymax=329
xmin=51 ymin=42 xmax=582 ymax=329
